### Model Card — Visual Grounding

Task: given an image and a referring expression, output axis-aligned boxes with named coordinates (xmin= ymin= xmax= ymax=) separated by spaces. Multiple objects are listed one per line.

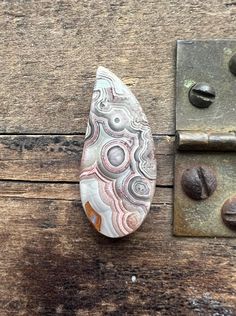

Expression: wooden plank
xmin=0 ymin=181 xmax=172 ymax=205
xmin=0 ymin=135 xmax=174 ymax=186
xmin=0 ymin=182 xmax=235 ymax=315
xmin=0 ymin=1 xmax=235 ymax=134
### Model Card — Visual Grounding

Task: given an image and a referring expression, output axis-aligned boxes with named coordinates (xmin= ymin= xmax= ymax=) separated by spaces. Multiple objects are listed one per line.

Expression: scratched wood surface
xmin=0 ymin=1 xmax=236 ymax=315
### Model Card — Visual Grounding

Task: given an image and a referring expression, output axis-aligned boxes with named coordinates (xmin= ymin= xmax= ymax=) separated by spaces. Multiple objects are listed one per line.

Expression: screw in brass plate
xmin=229 ymin=54 xmax=236 ymax=76
xmin=181 ymin=166 xmax=217 ymax=200
xmin=221 ymin=196 xmax=236 ymax=230
xmin=189 ymin=82 xmax=216 ymax=109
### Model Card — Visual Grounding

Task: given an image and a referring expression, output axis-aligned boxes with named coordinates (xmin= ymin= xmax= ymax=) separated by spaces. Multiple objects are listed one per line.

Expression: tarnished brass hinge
xmin=174 ymin=40 xmax=236 ymax=237
xmin=177 ymin=131 xmax=236 ymax=152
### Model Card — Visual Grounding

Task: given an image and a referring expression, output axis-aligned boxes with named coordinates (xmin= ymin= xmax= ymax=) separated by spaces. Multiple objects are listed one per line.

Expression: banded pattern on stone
xmin=80 ymin=67 xmax=157 ymax=238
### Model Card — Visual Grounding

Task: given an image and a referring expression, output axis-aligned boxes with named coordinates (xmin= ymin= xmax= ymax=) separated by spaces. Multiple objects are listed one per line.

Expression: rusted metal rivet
xmin=229 ymin=54 xmax=236 ymax=76
xmin=189 ymin=82 xmax=216 ymax=108
xmin=221 ymin=196 xmax=236 ymax=230
xmin=181 ymin=166 xmax=217 ymax=200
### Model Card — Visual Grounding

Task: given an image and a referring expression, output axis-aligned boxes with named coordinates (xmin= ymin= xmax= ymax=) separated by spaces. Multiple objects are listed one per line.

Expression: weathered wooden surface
xmin=0 ymin=135 xmax=174 ymax=186
xmin=0 ymin=0 xmax=236 ymax=315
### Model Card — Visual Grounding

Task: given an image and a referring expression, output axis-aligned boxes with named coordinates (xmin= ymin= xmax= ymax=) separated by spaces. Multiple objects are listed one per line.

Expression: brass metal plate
xmin=174 ymin=40 xmax=236 ymax=237
xmin=174 ymin=153 xmax=236 ymax=237
xmin=176 ymin=39 xmax=236 ymax=133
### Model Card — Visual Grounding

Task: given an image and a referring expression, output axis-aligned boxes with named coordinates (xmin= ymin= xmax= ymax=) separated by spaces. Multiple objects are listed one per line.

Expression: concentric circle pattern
xmin=80 ymin=67 xmax=157 ymax=238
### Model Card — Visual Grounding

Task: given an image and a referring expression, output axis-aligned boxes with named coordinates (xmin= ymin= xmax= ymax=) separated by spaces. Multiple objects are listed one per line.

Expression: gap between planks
xmin=0 ymin=180 xmax=173 ymax=205
xmin=0 ymin=134 xmax=175 ymax=186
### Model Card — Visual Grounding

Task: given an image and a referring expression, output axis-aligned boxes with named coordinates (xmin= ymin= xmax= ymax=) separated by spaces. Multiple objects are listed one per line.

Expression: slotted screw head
xmin=221 ymin=196 xmax=236 ymax=230
xmin=189 ymin=82 xmax=216 ymax=109
xmin=229 ymin=54 xmax=236 ymax=76
xmin=181 ymin=166 xmax=217 ymax=200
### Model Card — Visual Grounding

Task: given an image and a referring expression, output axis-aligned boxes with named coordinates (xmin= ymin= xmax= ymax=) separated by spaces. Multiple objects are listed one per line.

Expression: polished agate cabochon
xmin=80 ymin=67 xmax=157 ymax=238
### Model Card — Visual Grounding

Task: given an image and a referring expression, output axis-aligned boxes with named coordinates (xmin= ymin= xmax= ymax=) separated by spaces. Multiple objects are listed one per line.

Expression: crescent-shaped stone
xmin=80 ymin=66 xmax=157 ymax=238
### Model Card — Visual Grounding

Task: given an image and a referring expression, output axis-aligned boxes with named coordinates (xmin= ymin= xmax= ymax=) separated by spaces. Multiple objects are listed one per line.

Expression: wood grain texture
xmin=0 ymin=0 xmax=236 ymax=315
xmin=0 ymin=183 xmax=236 ymax=316
xmin=0 ymin=135 xmax=173 ymax=186
xmin=0 ymin=0 xmax=235 ymax=135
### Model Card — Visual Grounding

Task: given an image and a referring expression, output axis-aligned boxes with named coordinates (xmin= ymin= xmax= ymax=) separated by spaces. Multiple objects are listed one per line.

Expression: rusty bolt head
xmin=229 ymin=54 xmax=236 ymax=76
xmin=189 ymin=82 xmax=216 ymax=109
xmin=221 ymin=196 xmax=236 ymax=230
xmin=181 ymin=166 xmax=217 ymax=200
